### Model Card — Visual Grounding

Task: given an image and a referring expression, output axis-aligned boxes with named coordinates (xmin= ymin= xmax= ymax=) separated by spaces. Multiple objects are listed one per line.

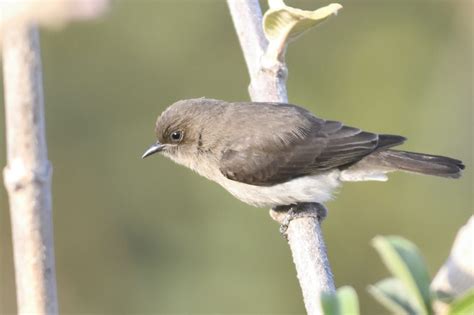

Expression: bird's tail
xmin=378 ymin=149 xmax=465 ymax=178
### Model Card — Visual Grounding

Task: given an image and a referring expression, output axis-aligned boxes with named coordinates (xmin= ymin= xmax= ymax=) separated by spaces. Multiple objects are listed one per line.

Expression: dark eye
xmin=170 ymin=130 xmax=183 ymax=142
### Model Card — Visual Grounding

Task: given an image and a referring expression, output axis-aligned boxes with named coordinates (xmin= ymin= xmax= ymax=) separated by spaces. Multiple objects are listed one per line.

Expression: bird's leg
xmin=270 ymin=203 xmax=328 ymax=239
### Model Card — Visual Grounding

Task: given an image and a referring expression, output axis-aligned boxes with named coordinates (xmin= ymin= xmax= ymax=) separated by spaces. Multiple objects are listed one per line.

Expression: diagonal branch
xmin=227 ymin=1 xmax=335 ymax=314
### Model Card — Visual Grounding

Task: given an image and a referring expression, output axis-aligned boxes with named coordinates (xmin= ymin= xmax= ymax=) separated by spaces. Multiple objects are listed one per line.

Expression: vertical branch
xmin=227 ymin=1 xmax=335 ymax=314
xmin=2 ymin=24 xmax=58 ymax=315
xmin=226 ymin=0 xmax=267 ymax=81
xmin=227 ymin=0 xmax=288 ymax=103
xmin=286 ymin=214 xmax=336 ymax=312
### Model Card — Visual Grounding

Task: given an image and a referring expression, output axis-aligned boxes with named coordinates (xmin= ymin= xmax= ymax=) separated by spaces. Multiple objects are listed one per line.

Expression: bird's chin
xmin=161 ymin=147 xmax=199 ymax=171
xmin=160 ymin=150 xmax=172 ymax=158
xmin=160 ymin=146 xmax=179 ymax=160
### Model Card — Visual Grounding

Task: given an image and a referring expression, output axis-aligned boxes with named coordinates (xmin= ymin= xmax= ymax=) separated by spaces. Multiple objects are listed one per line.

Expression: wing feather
xmin=218 ymin=103 xmax=404 ymax=186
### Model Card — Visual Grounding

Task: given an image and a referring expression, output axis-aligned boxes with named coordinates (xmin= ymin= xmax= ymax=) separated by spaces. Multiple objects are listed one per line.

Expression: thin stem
xmin=2 ymin=24 xmax=58 ymax=315
xmin=227 ymin=1 xmax=335 ymax=314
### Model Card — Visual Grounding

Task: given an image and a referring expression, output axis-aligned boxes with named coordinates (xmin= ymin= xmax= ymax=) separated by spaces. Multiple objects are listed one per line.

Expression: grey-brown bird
xmin=142 ymin=98 xmax=464 ymax=208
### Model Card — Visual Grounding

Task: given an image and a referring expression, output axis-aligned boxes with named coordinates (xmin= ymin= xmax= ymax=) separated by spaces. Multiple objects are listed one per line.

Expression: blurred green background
xmin=1 ymin=0 xmax=472 ymax=314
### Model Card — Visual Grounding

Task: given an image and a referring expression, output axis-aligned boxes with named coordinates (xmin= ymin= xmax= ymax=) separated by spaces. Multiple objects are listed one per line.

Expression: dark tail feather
xmin=381 ymin=150 xmax=465 ymax=178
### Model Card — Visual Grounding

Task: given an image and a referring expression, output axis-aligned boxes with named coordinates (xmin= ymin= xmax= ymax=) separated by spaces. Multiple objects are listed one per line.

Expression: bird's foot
xmin=270 ymin=203 xmax=327 ymax=239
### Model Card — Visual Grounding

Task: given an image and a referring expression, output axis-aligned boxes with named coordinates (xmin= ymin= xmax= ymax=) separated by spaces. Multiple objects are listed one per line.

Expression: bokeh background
xmin=1 ymin=0 xmax=472 ymax=314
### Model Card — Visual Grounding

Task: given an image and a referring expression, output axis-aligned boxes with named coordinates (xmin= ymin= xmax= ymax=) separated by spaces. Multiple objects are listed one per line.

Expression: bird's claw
xmin=272 ymin=203 xmax=328 ymax=240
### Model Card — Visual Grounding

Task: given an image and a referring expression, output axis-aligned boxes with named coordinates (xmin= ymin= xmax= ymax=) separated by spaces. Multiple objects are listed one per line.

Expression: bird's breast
xmin=163 ymin=149 xmax=222 ymax=181
xmin=164 ymin=149 xmax=342 ymax=208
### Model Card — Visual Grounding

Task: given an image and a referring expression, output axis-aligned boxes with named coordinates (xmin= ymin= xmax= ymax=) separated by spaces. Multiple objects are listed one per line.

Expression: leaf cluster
xmin=322 ymin=236 xmax=474 ymax=315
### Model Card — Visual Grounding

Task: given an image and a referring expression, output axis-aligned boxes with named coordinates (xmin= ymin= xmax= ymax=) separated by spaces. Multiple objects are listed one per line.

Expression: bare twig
xmin=2 ymin=24 xmax=58 ymax=315
xmin=227 ymin=0 xmax=335 ymax=314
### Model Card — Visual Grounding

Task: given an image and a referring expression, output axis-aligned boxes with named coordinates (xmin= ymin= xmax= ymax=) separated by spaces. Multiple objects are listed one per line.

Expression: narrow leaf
xmin=368 ymin=278 xmax=419 ymax=315
xmin=337 ymin=286 xmax=360 ymax=315
xmin=321 ymin=286 xmax=360 ymax=315
xmin=372 ymin=236 xmax=432 ymax=314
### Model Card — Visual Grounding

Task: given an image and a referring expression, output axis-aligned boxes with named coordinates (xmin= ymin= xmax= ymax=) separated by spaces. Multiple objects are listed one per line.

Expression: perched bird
xmin=142 ymin=98 xmax=464 ymax=208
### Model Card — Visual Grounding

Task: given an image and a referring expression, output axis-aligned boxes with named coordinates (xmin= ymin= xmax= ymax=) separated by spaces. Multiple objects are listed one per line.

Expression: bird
xmin=142 ymin=98 xmax=464 ymax=209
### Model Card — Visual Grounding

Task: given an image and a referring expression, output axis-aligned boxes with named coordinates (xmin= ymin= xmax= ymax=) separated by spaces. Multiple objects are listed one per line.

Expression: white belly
xmin=164 ymin=150 xmax=388 ymax=208
xmin=215 ymin=170 xmax=342 ymax=208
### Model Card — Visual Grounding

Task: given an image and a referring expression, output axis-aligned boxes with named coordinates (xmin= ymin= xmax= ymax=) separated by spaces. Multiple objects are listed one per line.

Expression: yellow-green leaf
xmin=372 ymin=236 xmax=433 ymax=315
xmin=321 ymin=286 xmax=360 ymax=315
xmin=369 ymin=278 xmax=419 ymax=315
xmin=449 ymin=289 xmax=474 ymax=315
xmin=263 ymin=1 xmax=342 ymax=43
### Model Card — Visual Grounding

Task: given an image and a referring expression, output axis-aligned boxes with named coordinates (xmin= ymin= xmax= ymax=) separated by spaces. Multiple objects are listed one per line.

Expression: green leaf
xmin=321 ymin=286 xmax=360 ymax=315
xmin=262 ymin=1 xmax=342 ymax=60
xmin=449 ymin=289 xmax=474 ymax=315
xmin=368 ymin=278 xmax=419 ymax=315
xmin=372 ymin=236 xmax=433 ymax=315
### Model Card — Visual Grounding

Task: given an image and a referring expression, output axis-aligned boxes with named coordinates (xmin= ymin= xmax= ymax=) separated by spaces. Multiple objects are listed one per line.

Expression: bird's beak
xmin=142 ymin=141 xmax=165 ymax=159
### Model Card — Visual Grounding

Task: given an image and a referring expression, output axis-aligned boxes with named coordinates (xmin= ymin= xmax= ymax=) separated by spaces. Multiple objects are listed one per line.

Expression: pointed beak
xmin=142 ymin=141 xmax=165 ymax=159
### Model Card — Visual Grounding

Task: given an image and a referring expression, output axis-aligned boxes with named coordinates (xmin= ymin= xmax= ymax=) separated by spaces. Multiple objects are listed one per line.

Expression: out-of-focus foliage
xmin=449 ymin=289 xmax=474 ymax=315
xmin=322 ymin=286 xmax=360 ymax=315
xmin=371 ymin=236 xmax=432 ymax=314
xmin=1 ymin=0 xmax=472 ymax=314
xmin=324 ymin=236 xmax=474 ymax=315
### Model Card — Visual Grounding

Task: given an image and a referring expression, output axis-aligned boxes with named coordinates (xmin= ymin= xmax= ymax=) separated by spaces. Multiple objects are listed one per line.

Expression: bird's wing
xmin=219 ymin=113 xmax=405 ymax=186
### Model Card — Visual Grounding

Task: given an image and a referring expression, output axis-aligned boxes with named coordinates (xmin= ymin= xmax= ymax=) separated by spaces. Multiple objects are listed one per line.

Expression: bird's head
xmin=142 ymin=98 xmax=223 ymax=159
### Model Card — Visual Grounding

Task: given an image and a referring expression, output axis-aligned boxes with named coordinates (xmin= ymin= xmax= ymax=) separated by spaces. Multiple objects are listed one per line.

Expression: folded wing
xmin=219 ymin=105 xmax=405 ymax=186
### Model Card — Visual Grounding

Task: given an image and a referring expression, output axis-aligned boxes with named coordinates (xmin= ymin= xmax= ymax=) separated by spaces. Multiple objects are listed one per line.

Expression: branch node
xmin=4 ymin=161 xmax=52 ymax=192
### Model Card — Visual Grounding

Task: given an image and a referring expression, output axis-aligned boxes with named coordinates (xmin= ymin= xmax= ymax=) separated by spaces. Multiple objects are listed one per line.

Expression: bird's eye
xmin=170 ymin=130 xmax=183 ymax=142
